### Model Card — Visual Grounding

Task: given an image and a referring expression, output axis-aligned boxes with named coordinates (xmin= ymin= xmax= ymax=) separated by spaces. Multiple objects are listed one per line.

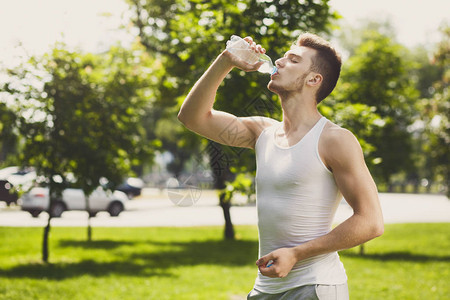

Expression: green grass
xmin=0 ymin=224 xmax=448 ymax=300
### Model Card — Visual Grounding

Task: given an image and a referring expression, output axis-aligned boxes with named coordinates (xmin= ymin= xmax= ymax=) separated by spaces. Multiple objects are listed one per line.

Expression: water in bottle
xmin=226 ymin=35 xmax=277 ymax=75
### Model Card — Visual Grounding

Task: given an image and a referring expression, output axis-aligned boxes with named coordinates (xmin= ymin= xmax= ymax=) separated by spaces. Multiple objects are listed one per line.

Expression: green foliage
xmin=332 ymin=20 xmax=448 ymax=194
xmin=411 ymin=25 xmax=449 ymax=196
xmin=126 ymin=0 xmax=338 ymax=201
xmin=0 ymin=102 xmax=18 ymax=165
xmin=334 ymin=17 xmax=397 ymax=58
xmin=319 ymin=102 xmax=383 ymax=167
xmin=409 ymin=46 xmax=444 ymax=99
xmin=127 ymin=0 xmax=338 ymax=122
xmin=223 ymin=173 xmax=255 ymax=203
xmin=128 ymin=0 xmax=337 ymax=98
xmin=333 ymin=29 xmax=420 ymax=183
xmin=2 ymin=42 xmax=156 ymax=194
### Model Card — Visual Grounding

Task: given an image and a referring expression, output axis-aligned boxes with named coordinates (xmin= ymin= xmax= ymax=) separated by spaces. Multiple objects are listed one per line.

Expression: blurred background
xmin=1 ymin=0 xmax=448 ymax=199
xmin=0 ymin=1 xmax=448 ymax=299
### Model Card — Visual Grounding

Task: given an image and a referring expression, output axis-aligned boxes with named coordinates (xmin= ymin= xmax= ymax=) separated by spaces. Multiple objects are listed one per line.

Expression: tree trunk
xmin=426 ymin=180 xmax=433 ymax=193
xmin=85 ymin=195 xmax=92 ymax=242
xmin=207 ymin=141 xmax=236 ymax=240
xmin=87 ymin=217 xmax=92 ymax=242
xmin=42 ymin=215 xmax=51 ymax=263
xmin=359 ymin=243 xmax=365 ymax=256
xmin=219 ymin=192 xmax=235 ymax=240
xmin=42 ymin=187 xmax=55 ymax=263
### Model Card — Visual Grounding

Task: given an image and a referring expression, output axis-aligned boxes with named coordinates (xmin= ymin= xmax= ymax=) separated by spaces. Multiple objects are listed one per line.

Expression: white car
xmin=21 ymin=186 xmax=128 ymax=218
xmin=0 ymin=166 xmax=36 ymax=206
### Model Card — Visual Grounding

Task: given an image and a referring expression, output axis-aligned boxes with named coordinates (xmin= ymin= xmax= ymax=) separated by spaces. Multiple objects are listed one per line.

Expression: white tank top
xmin=253 ymin=117 xmax=347 ymax=294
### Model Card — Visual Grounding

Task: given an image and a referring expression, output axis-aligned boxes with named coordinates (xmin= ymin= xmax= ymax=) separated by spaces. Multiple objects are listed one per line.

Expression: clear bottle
xmin=226 ymin=35 xmax=277 ymax=75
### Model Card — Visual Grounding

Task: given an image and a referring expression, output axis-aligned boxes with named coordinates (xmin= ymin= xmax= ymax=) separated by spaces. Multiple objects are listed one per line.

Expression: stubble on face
xmin=267 ymin=72 xmax=308 ymax=100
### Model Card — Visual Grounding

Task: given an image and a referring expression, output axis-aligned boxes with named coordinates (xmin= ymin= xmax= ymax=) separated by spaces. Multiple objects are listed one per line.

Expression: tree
xmin=333 ymin=29 xmax=419 ymax=186
xmin=429 ymin=25 xmax=450 ymax=197
xmin=2 ymin=42 xmax=157 ymax=261
xmin=0 ymin=102 xmax=19 ymax=165
xmin=126 ymin=0 xmax=339 ymax=239
xmin=333 ymin=17 xmax=397 ymax=58
xmin=412 ymin=25 xmax=449 ymax=196
xmin=319 ymin=102 xmax=384 ymax=168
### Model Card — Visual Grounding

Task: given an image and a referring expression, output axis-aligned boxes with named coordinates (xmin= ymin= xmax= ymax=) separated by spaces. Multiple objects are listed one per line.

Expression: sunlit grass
xmin=0 ymin=224 xmax=448 ymax=299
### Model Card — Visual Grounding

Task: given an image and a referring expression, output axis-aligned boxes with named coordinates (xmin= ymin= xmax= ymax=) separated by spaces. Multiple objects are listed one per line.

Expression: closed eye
xmin=284 ymin=53 xmax=302 ymax=63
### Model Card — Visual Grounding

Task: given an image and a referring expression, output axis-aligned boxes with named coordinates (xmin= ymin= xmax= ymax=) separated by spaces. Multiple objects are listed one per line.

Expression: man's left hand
xmin=256 ymin=247 xmax=298 ymax=278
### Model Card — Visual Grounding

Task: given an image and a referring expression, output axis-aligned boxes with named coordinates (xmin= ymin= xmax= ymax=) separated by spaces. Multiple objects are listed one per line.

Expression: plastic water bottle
xmin=226 ymin=35 xmax=277 ymax=75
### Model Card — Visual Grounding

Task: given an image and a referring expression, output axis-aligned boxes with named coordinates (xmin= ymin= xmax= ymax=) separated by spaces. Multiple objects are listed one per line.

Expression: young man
xmin=178 ymin=33 xmax=384 ymax=299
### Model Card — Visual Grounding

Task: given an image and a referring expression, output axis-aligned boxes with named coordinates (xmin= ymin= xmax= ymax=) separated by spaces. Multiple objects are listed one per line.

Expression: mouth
xmin=270 ymin=71 xmax=279 ymax=79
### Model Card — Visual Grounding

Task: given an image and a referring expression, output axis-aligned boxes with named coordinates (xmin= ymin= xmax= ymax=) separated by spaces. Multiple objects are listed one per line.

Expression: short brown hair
xmin=296 ymin=33 xmax=341 ymax=103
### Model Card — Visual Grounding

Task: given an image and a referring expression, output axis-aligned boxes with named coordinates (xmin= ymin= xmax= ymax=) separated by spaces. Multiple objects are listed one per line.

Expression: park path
xmin=0 ymin=189 xmax=449 ymax=227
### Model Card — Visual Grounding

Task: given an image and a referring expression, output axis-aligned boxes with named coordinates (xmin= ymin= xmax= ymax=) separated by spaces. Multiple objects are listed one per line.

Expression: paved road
xmin=0 ymin=189 xmax=449 ymax=227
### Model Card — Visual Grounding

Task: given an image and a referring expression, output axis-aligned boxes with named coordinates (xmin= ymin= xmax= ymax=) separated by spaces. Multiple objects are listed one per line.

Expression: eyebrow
xmin=284 ymin=52 xmax=302 ymax=60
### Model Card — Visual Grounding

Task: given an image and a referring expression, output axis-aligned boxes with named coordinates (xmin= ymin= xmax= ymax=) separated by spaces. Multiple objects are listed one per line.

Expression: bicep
xmin=334 ymin=155 xmax=378 ymax=214
xmin=324 ymin=130 xmax=380 ymax=215
xmin=184 ymin=109 xmax=275 ymax=149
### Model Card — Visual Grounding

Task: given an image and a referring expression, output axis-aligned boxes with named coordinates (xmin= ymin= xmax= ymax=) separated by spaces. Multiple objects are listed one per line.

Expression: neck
xmin=279 ymin=91 xmax=322 ymax=134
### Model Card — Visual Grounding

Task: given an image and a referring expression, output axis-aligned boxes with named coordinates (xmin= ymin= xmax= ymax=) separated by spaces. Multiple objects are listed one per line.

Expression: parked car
xmin=21 ymin=186 xmax=128 ymax=218
xmin=117 ymin=177 xmax=144 ymax=199
xmin=0 ymin=166 xmax=36 ymax=206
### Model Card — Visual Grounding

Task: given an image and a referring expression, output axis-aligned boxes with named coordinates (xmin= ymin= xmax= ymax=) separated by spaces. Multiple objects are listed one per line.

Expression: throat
xmin=275 ymin=116 xmax=323 ymax=148
xmin=275 ymin=127 xmax=308 ymax=148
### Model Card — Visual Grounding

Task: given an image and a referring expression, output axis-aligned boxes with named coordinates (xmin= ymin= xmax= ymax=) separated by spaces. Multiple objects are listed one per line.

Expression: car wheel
xmin=108 ymin=201 xmax=123 ymax=217
xmin=6 ymin=198 xmax=16 ymax=206
xmin=30 ymin=210 xmax=41 ymax=218
xmin=49 ymin=201 xmax=65 ymax=218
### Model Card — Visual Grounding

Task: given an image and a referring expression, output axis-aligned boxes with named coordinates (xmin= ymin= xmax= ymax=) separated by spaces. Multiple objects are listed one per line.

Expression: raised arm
xmin=178 ymin=39 xmax=277 ymax=149
xmin=257 ymin=125 xmax=384 ymax=278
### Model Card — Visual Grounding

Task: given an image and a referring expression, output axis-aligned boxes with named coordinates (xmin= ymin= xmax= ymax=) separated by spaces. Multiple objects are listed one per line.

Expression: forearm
xmin=178 ymin=52 xmax=233 ymax=126
xmin=293 ymin=213 xmax=384 ymax=262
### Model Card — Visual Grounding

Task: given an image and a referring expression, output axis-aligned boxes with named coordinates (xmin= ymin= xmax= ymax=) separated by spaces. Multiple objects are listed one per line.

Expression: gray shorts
xmin=247 ymin=283 xmax=349 ymax=300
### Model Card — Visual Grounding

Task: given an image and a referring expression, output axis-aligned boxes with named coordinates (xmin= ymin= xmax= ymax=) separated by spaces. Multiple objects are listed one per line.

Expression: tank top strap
xmin=311 ymin=117 xmax=328 ymax=145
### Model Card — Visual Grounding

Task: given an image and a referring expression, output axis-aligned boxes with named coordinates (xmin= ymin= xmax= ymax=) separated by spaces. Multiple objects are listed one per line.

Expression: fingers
xmin=243 ymin=36 xmax=266 ymax=54
xmin=258 ymin=262 xmax=279 ymax=278
xmin=256 ymin=252 xmax=289 ymax=278
xmin=256 ymin=254 xmax=276 ymax=275
xmin=256 ymin=44 xmax=266 ymax=54
xmin=243 ymin=36 xmax=253 ymax=43
xmin=258 ymin=259 xmax=274 ymax=272
xmin=224 ymin=36 xmax=265 ymax=72
xmin=256 ymin=253 xmax=272 ymax=267
xmin=258 ymin=262 xmax=289 ymax=278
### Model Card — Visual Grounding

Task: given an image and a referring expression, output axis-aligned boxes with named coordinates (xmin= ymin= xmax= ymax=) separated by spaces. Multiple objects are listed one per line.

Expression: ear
xmin=306 ymin=74 xmax=322 ymax=87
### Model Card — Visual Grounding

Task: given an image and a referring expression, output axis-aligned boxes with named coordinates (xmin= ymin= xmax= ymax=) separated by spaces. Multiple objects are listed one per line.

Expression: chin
xmin=267 ymin=80 xmax=280 ymax=94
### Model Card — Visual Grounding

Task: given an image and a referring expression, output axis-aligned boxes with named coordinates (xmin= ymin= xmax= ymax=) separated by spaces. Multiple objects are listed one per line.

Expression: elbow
xmin=177 ymin=108 xmax=191 ymax=128
xmin=371 ymin=218 xmax=384 ymax=238
xmin=373 ymin=222 xmax=384 ymax=238
xmin=358 ymin=213 xmax=384 ymax=240
xmin=178 ymin=107 xmax=210 ymax=131
xmin=177 ymin=110 xmax=186 ymax=125
xmin=177 ymin=109 xmax=198 ymax=132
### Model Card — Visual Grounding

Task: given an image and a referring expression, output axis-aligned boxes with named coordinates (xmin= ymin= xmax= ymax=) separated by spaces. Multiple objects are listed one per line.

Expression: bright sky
xmin=0 ymin=0 xmax=448 ymax=66
xmin=329 ymin=0 xmax=448 ymax=47
xmin=0 ymin=0 xmax=131 ymax=67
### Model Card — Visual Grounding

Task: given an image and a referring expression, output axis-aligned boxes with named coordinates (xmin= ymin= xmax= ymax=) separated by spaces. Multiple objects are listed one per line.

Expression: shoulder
xmin=319 ymin=121 xmax=364 ymax=171
xmin=321 ymin=121 xmax=359 ymax=147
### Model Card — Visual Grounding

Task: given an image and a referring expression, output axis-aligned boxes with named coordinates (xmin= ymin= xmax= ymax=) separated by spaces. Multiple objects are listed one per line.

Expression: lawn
xmin=0 ymin=223 xmax=448 ymax=300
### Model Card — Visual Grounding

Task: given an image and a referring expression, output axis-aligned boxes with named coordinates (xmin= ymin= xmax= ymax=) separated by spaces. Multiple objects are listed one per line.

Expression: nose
xmin=275 ymin=57 xmax=284 ymax=68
